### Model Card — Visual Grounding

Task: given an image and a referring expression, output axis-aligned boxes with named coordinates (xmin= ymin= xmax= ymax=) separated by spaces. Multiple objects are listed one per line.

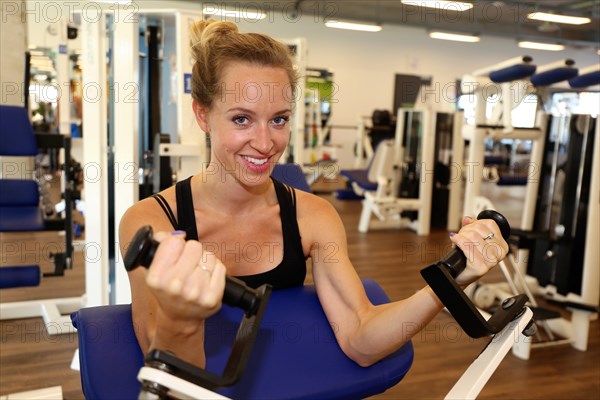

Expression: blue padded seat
xmin=340 ymin=169 xmax=378 ymax=191
xmin=0 ymin=106 xmax=45 ymax=232
xmin=0 ymin=180 xmax=40 ymax=206
xmin=0 ymin=105 xmax=38 ymax=156
xmin=489 ymin=64 xmax=537 ymax=83
xmin=0 ymin=180 xmax=44 ymax=231
xmin=71 ymin=279 xmax=414 ymax=400
xmin=0 ymin=266 xmax=41 ymax=289
xmin=497 ymin=174 xmax=527 ymax=186
xmin=484 ymin=155 xmax=508 ymax=166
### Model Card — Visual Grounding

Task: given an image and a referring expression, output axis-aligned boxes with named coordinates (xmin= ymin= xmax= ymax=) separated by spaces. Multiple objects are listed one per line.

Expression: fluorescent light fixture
xmin=401 ymin=1 xmax=473 ymax=11
xmin=325 ymin=20 xmax=382 ymax=32
xmin=527 ymin=12 xmax=591 ymax=25
xmin=518 ymin=41 xmax=565 ymax=51
xmin=429 ymin=31 xmax=480 ymax=42
xmin=202 ymin=6 xmax=266 ymax=20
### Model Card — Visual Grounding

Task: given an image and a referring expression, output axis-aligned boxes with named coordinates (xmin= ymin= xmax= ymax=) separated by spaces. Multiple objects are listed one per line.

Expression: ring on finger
xmin=199 ymin=263 xmax=213 ymax=275
xmin=483 ymin=232 xmax=495 ymax=241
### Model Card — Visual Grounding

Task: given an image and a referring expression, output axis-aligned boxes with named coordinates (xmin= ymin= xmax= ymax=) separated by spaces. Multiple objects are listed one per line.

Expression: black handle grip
xmin=440 ymin=210 xmax=510 ymax=278
xmin=124 ymin=225 xmax=262 ymax=314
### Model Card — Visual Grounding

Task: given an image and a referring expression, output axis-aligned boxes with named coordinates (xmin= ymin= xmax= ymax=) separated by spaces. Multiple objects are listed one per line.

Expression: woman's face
xmin=194 ymin=61 xmax=293 ymax=188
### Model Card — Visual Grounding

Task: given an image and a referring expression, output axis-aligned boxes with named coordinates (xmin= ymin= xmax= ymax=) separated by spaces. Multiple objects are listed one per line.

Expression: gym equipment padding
xmin=71 ymin=279 xmax=414 ymax=400
xmin=340 ymin=169 xmax=378 ymax=191
xmin=0 ymin=266 xmax=41 ymax=289
xmin=569 ymin=69 xmax=600 ymax=88
xmin=530 ymin=67 xmax=579 ymax=87
xmin=489 ymin=64 xmax=537 ymax=83
xmin=0 ymin=180 xmax=45 ymax=231
xmin=0 ymin=105 xmax=38 ymax=156
xmin=0 ymin=105 xmax=74 ymax=277
xmin=271 ymin=163 xmax=312 ymax=192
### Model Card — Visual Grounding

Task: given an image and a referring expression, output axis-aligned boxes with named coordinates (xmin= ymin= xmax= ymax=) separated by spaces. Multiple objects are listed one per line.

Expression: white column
xmin=581 ymin=118 xmax=599 ymax=306
xmin=176 ymin=11 xmax=207 ymax=180
xmin=112 ymin=7 xmax=139 ymax=304
xmin=81 ymin=12 xmax=109 ymax=307
xmin=418 ymin=109 xmax=434 ymax=235
xmin=56 ymin=17 xmax=71 ymax=135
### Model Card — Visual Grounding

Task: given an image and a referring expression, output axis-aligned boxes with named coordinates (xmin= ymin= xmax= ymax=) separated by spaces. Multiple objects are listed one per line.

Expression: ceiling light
xmin=527 ymin=12 xmax=591 ymax=25
xmin=518 ymin=41 xmax=565 ymax=51
xmin=202 ymin=6 xmax=266 ymax=20
xmin=325 ymin=21 xmax=382 ymax=32
xmin=429 ymin=31 xmax=480 ymax=42
xmin=401 ymin=1 xmax=473 ymax=11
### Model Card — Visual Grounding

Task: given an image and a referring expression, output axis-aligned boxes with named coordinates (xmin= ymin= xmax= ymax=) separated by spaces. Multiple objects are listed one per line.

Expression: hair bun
xmin=189 ymin=19 xmax=238 ymax=58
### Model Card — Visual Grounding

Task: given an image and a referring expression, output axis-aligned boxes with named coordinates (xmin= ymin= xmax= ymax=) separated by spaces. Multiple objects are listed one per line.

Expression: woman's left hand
xmin=450 ymin=216 xmax=509 ymax=287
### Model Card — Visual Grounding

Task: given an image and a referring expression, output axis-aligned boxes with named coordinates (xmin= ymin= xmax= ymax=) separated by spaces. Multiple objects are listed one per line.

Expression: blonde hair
xmin=189 ymin=19 xmax=299 ymax=109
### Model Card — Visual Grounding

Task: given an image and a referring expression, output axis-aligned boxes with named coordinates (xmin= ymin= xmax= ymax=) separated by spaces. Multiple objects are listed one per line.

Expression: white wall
xmin=1 ymin=1 xmax=27 ymax=106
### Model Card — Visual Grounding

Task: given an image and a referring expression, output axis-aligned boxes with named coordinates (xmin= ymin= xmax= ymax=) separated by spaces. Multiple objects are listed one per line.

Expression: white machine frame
xmin=357 ymin=106 xmax=462 ymax=235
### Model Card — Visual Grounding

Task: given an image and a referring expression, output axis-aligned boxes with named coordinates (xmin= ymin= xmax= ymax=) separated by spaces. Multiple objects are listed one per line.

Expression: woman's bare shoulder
xmin=119 ymin=187 xmax=177 ymax=242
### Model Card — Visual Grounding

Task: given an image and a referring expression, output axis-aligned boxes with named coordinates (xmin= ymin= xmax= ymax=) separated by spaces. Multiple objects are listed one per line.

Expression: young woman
xmin=119 ymin=19 xmax=508 ymax=369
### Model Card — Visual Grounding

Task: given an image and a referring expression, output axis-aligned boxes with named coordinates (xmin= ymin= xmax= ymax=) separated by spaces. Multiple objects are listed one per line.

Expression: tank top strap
xmin=271 ymin=178 xmax=303 ymax=247
xmin=175 ymin=176 xmax=199 ymax=241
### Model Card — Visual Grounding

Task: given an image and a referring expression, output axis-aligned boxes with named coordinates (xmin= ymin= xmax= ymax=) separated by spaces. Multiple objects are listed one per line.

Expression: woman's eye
xmin=272 ymin=116 xmax=290 ymax=126
xmin=233 ymin=116 xmax=249 ymax=125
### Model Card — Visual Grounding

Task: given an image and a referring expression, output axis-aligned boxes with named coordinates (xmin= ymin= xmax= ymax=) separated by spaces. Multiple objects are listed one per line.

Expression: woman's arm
xmin=119 ymin=201 xmax=226 ymax=368
xmin=301 ymin=196 xmax=507 ymax=367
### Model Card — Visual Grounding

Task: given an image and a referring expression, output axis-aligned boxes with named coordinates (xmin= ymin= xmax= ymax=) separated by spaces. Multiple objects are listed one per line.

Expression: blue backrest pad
xmin=0 ymin=105 xmax=38 ymax=156
xmin=0 ymin=180 xmax=39 ymax=206
xmin=530 ymin=67 xmax=579 ymax=87
xmin=489 ymin=64 xmax=537 ymax=83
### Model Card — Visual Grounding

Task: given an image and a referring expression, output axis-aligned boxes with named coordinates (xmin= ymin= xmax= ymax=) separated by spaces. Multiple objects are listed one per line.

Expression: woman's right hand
xmin=145 ymin=231 xmax=227 ymax=326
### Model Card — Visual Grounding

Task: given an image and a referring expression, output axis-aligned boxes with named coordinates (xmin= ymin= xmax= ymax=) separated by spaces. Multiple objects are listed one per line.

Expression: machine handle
xmin=439 ymin=210 xmax=511 ymax=278
xmin=421 ymin=209 xmax=527 ymax=338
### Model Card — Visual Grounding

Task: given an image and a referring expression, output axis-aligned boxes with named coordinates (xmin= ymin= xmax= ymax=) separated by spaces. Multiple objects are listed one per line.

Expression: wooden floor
xmin=1 ymin=185 xmax=599 ymax=399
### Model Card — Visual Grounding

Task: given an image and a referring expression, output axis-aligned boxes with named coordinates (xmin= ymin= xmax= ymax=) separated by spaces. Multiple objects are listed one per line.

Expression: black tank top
xmin=151 ymin=176 xmax=307 ymax=289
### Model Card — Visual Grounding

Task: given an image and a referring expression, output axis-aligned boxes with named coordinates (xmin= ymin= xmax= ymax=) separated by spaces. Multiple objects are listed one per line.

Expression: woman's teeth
xmin=242 ymin=156 xmax=268 ymax=166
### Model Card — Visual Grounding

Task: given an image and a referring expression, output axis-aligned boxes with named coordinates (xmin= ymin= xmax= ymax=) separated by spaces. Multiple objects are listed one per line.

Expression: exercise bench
xmin=71 ymin=279 xmax=414 ymax=399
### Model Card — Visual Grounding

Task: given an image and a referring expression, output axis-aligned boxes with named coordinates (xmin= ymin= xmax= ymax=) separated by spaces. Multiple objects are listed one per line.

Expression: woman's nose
xmin=251 ymin=125 xmax=274 ymax=153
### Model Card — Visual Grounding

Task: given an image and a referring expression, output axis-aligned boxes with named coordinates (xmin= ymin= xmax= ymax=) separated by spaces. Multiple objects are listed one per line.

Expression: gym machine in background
xmin=340 ymin=74 xmax=462 ymax=235
xmin=459 ymin=56 xmax=599 ymax=359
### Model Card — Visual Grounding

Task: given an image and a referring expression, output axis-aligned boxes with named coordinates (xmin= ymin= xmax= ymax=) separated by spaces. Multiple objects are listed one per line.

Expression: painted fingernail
xmin=449 ymin=232 xmax=456 ymax=237
xmin=172 ymin=230 xmax=186 ymax=236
